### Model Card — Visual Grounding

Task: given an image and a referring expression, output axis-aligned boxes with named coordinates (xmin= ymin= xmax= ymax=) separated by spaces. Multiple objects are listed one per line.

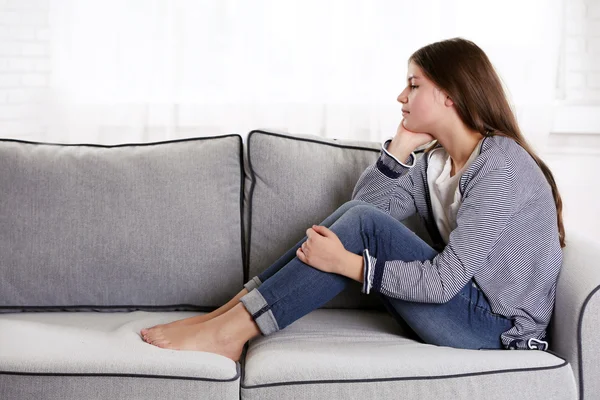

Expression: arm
xmin=355 ymin=165 xmax=514 ymax=303
xmin=337 ymin=252 xmax=365 ymax=283
xmin=351 ymin=139 xmax=419 ymax=220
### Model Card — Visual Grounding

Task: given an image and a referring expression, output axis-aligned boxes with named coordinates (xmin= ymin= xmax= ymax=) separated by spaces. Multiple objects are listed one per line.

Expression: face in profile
xmin=397 ymin=61 xmax=451 ymax=138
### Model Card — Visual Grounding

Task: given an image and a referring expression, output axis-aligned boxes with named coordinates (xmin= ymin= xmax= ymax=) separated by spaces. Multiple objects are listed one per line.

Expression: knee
xmin=335 ymin=199 xmax=372 ymax=214
xmin=341 ymin=204 xmax=385 ymax=226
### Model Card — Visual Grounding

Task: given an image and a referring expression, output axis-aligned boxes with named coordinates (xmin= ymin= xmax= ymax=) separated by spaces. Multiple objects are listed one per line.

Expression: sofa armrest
xmin=550 ymin=231 xmax=600 ymax=400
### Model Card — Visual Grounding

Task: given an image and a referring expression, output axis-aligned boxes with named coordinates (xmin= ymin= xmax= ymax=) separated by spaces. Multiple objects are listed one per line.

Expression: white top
xmin=426 ymin=139 xmax=483 ymax=244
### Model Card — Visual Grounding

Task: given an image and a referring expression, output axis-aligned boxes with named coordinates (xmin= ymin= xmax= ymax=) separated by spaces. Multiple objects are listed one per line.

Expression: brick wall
xmin=564 ymin=0 xmax=600 ymax=103
xmin=0 ymin=0 xmax=49 ymax=140
xmin=0 ymin=1 xmax=599 ymax=141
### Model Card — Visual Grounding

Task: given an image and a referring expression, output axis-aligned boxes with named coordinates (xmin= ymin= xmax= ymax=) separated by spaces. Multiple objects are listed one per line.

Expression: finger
xmin=310 ymin=226 xmax=325 ymax=237
xmin=312 ymin=225 xmax=332 ymax=237
xmin=296 ymin=247 xmax=306 ymax=261
xmin=306 ymin=228 xmax=314 ymax=238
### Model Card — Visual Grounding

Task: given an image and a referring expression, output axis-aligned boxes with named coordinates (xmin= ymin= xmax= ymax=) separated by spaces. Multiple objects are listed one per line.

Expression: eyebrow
xmin=407 ymin=75 xmax=420 ymax=81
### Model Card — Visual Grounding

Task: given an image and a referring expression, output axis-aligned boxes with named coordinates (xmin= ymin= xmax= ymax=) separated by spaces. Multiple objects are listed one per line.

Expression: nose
xmin=397 ymin=88 xmax=408 ymax=104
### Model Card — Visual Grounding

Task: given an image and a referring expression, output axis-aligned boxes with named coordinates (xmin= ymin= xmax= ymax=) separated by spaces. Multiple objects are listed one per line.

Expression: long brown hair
xmin=410 ymin=37 xmax=565 ymax=248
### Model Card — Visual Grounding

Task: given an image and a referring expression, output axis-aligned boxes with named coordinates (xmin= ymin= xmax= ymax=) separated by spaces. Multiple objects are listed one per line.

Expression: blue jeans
xmin=239 ymin=200 xmax=513 ymax=350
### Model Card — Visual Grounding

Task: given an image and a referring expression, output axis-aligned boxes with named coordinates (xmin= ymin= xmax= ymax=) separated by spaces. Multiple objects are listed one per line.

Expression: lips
xmin=402 ymin=110 xmax=410 ymax=114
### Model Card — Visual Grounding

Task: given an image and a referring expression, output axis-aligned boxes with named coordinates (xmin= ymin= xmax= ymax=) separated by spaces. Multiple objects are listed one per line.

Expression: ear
xmin=444 ymin=95 xmax=454 ymax=107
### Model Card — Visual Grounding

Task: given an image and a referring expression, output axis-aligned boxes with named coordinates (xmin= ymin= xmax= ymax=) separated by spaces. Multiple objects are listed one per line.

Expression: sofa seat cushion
xmin=0 ymin=311 xmax=240 ymax=400
xmin=240 ymin=309 xmax=577 ymax=400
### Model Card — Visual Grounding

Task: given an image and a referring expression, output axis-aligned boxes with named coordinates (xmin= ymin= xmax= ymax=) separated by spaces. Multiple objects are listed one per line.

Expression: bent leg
xmin=243 ymin=199 xmax=372 ymax=292
xmin=241 ymin=204 xmax=513 ymax=350
xmin=377 ymin=282 xmax=514 ymax=350
xmin=239 ymin=204 xmax=436 ymax=335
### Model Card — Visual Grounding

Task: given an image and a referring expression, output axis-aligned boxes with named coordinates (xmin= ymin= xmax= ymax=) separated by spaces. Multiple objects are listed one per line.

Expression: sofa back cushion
xmin=0 ymin=135 xmax=244 ymax=312
xmin=245 ymin=130 xmax=432 ymax=310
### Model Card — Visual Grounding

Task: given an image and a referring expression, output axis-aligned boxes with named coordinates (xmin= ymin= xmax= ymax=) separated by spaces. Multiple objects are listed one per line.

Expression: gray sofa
xmin=0 ymin=130 xmax=597 ymax=400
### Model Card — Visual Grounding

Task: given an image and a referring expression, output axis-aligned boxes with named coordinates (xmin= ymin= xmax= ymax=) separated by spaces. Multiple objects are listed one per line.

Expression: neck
xmin=435 ymin=123 xmax=483 ymax=174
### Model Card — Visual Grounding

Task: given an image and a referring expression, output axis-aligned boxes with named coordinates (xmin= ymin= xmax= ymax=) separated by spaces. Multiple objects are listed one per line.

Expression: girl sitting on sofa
xmin=140 ymin=37 xmax=565 ymax=362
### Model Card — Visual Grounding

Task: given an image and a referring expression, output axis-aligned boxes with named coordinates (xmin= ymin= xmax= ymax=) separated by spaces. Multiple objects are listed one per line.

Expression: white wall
xmin=564 ymin=0 xmax=600 ymax=102
xmin=0 ymin=0 xmax=50 ymax=140
xmin=1 ymin=0 xmax=596 ymax=144
xmin=550 ymin=0 xmax=600 ymax=147
xmin=544 ymin=0 xmax=600 ymax=238
xmin=0 ymin=1 xmax=598 ymax=237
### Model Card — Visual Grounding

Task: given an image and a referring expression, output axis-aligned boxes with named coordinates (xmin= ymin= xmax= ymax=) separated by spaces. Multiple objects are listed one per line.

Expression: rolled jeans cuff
xmin=243 ymin=276 xmax=262 ymax=292
xmin=239 ymin=288 xmax=280 ymax=336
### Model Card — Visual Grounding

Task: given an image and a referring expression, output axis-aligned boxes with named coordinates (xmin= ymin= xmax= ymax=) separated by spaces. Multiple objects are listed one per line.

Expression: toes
xmin=143 ymin=331 xmax=156 ymax=343
xmin=139 ymin=325 xmax=179 ymax=350
xmin=141 ymin=324 xmax=164 ymax=336
xmin=146 ymin=334 xmax=158 ymax=343
xmin=145 ymin=331 xmax=165 ymax=346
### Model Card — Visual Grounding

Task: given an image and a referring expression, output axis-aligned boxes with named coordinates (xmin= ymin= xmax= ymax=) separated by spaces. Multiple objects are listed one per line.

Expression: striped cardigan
xmin=351 ymin=134 xmax=562 ymax=350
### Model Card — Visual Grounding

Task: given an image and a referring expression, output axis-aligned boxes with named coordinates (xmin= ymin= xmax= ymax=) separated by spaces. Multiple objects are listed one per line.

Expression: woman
xmin=140 ymin=37 xmax=565 ymax=361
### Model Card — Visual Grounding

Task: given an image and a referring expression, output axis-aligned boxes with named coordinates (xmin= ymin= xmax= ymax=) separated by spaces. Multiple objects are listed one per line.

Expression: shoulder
xmin=481 ymin=134 xmax=531 ymax=162
xmin=479 ymin=135 xmax=545 ymax=179
xmin=461 ymin=135 xmax=550 ymax=199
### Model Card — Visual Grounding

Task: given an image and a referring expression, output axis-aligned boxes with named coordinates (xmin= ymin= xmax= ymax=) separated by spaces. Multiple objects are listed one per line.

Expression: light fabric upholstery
xmin=240 ymin=309 xmax=576 ymax=400
xmin=2 ymin=130 xmax=595 ymax=400
xmin=0 ymin=311 xmax=240 ymax=400
xmin=242 ymin=133 xmax=253 ymax=281
xmin=550 ymin=230 xmax=600 ymax=400
xmin=245 ymin=130 xmax=433 ymax=309
xmin=0 ymin=135 xmax=245 ymax=312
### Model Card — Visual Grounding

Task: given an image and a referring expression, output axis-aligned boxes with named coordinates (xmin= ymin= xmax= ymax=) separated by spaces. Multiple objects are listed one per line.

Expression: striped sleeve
xmin=361 ymin=249 xmax=377 ymax=294
xmin=351 ymin=139 xmax=418 ymax=220
xmin=361 ymin=164 xmax=515 ymax=303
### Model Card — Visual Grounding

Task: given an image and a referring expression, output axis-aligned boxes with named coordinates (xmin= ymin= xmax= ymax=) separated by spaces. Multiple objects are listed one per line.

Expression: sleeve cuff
xmin=361 ymin=249 xmax=378 ymax=294
xmin=376 ymin=139 xmax=416 ymax=178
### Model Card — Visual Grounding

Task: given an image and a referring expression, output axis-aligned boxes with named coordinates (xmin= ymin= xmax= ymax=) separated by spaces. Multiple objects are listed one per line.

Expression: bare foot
xmin=141 ymin=288 xmax=249 ymax=339
xmin=140 ymin=313 xmax=213 ymax=337
xmin=141 ymin=317 xmax=245 ymax=361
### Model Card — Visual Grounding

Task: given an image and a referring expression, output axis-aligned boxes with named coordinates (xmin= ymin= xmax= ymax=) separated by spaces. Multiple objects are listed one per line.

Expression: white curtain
xmin=40 ymin=0 xmax=562 ymax=149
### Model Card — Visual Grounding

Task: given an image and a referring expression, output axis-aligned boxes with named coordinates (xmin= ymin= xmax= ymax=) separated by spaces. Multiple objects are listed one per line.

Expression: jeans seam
xmin=252 ymin=304 xmax=270 ymax=319
xmin=457 ymin=292 xmax=511 ymax=322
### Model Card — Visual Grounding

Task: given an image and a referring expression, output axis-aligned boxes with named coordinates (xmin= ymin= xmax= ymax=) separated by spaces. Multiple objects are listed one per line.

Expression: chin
xmin=405 ymin=119 xmax=431 ymax=136
xmin=403 ymin=119 xmax=418 ymax=131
